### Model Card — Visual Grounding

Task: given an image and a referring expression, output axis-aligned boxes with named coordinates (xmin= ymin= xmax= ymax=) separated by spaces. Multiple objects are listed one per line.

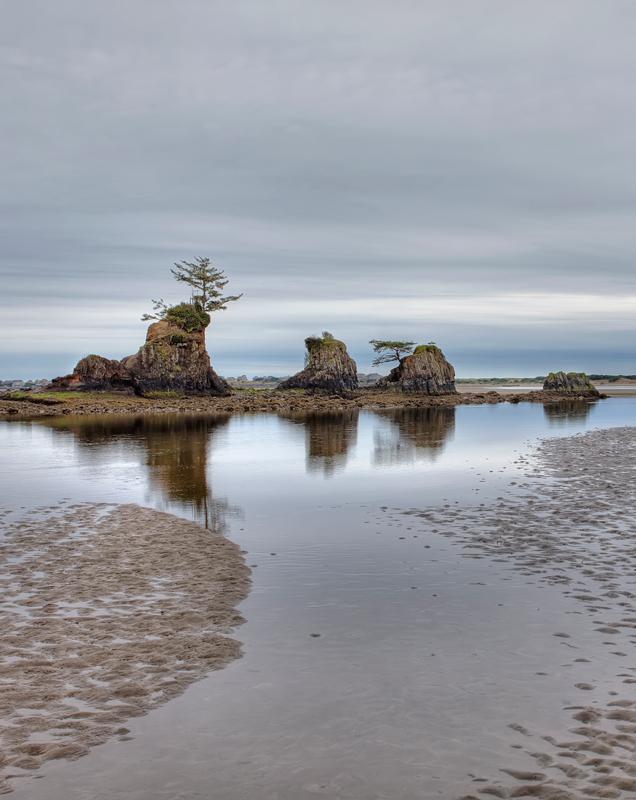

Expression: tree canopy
xmin=369 ymin=340 xmax=416 ymax=367
xmin=143 ymin=257 xmax=242 ymax=326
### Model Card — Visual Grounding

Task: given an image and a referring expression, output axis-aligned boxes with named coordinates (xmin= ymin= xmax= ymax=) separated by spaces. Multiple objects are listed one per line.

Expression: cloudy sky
xmin=2 ymin=1 xmax=636 ymax=379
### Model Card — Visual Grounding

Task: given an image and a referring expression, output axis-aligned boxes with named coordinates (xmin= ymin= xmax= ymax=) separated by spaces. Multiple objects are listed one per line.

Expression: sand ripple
xmin=405 ymin=426 xmax=636 ymax=800
xmin=0 ymin=503 xmax=250 ymax=792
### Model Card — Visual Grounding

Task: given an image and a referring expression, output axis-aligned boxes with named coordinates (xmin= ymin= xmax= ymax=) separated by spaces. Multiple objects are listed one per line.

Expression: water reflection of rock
xmin=373 ymin=407 xmax=455 ymax=466
xmin=543 ymin=400 xmax=595 ymax=426
xmin=38 ymin=414 xmax=241 ymax=531
xmin=280 ymin=410 xmax=359 ymax=477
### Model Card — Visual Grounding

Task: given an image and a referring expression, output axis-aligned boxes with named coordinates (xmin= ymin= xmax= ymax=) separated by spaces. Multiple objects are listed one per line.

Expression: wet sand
xmin=0 ymin=503 xmax=250 ymax=793
xmin=404 ymin=426 xmax=636 ymax=799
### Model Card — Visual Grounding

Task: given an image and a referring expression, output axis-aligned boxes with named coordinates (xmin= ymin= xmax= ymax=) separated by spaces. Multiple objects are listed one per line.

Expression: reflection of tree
xmin=543 ymin=400 xmax=594 ymax=426
xmin=38 ymin=414 xmax=241 ymax=531
xmin=280 ymin=410 xmax=359 ymax=477
xmin=372 ymin=407 xmax=455 ymax=467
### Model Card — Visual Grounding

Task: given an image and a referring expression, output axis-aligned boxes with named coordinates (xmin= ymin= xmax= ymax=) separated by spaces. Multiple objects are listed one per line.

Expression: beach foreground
xmin=3 ymin=413 xmax=636 ymax=798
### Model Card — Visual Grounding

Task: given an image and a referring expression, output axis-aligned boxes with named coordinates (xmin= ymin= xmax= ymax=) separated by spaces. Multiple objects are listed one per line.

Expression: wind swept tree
xmin=369 ymin=340 xmax=416 ymax=367
xmin=171 ymin=257 xmax=243 ymax=313
xmin=142 ymin=257 xmax=242 ymax=329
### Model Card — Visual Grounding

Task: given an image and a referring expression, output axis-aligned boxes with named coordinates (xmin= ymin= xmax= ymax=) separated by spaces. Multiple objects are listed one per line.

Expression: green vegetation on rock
xmin=413 ymin=344 xmax=440 ymax=355
xmin=165 ymin=304 xmax=210 ymax=333
xmin=142 ymin=256 xmax=242 ymax=331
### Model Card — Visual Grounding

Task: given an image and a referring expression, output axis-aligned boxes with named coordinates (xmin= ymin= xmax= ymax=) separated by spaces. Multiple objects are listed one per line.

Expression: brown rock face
xmin=377 ymin=345 xmax=457 ymax=395
xmin=121 ymin=322 xmax=229 ymax=395
xmin=543 ymin=371 xmax=599 ymax=397
xmin=51 ymin=355 xmax=132 ymax=392
xmin=52 ymin=318 xmax=231 ymax=396
xmin=277 ymin=337 xmax=358 ymax=393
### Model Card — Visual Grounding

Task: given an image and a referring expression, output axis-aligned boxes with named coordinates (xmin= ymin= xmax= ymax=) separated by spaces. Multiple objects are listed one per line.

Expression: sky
xmin=2 ymin=0 xmax=636 ymax=379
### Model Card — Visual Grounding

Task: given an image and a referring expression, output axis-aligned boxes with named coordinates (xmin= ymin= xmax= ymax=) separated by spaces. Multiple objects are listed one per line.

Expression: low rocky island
xmin=0 ymin=385 xmax=608 ymax=419
xmin=543 ymin=370 xmax=600 ymax=397
xmin=52 ymin=306 xmax=230 ymax=396
xmin=377 ymin=344 xmax=457 ymax=395
xmin=277 ymin=333 xmax=358 ymax=393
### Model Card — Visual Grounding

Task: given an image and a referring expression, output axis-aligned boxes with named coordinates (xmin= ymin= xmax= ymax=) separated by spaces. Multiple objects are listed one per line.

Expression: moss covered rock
xmin=277 ymin=336 xmax=358 ymax=393
xmin=543 ymin=371 xmax=599 ymax=397
xmin=377 ymin=344 xmax=457 ymax=395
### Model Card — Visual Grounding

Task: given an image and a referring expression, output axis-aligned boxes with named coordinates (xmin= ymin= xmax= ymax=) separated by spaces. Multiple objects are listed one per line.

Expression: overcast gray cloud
xmin=2 ymin=0 xmax=636 ymax=378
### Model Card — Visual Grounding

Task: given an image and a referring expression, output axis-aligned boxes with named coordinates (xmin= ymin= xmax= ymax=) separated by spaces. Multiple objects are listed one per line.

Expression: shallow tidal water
xmin=2 ymin=397 xmax=636 ymax=799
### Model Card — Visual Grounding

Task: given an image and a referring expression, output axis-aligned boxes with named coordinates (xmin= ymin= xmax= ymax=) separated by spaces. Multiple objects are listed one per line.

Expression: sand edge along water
xmin=401 ymin=426 xmax=636 ymax=800
xmin=0 ymin=503 xmax=251 ymax=794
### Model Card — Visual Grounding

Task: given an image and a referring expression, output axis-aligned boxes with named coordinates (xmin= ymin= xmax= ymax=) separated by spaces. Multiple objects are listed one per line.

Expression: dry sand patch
xmin=0 ymin=503 xmax=250 ymax=793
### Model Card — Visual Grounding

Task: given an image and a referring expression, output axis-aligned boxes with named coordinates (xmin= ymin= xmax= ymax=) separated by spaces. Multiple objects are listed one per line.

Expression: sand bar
xmin=0 ymin=503 xmax=250 ymax=793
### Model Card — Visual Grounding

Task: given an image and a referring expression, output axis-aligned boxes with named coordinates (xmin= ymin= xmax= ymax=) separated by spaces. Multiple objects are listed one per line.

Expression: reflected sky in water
xmin=37 ymin=413 xmax=240 ymax=531
xmin=1 ymin=397 xmax=634 ymax=531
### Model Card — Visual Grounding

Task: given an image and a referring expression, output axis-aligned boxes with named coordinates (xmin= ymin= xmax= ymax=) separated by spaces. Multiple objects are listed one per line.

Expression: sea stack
xmin=277 ymin=334 xmax=358 ymax=393
xmin=52 ymin=306 xmax=231 ymax=396
xmin=543 ymin=371 xmax=599 ymax=397
xmin=377 ymin=344 xmax=457 ymax=395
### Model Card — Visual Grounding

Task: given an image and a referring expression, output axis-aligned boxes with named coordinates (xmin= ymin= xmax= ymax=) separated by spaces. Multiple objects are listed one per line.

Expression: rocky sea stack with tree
xmin=372 ymin=341 xmax=457 ymax=395
xmin=277 ymin=333 xmax=358 ymax=393
xmin=52 ymin=258 xmax=241 ymax=396
xmin=543 ymin=371 xmax=600 ymax=397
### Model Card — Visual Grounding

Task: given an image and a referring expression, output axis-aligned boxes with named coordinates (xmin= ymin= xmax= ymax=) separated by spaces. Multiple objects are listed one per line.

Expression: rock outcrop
xmin=51 ymin=355 xmax=132 ymax=392
xmin=376 ymin=345 xmax=457 ymax=395
xmin=543 ymin=371 xmax=599 ymax=397
xmin=51 ymin=355 xmax=133 ymax=392
xmin=52 ymin=314 xmax=231 ymax=396
xmin=277 ymin=335 xmax=358 ymax=393
xmin=121 ymin=319 xmax=229 ymax=395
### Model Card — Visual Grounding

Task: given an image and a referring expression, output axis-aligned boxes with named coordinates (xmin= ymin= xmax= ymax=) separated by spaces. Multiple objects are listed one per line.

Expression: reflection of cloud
xmin=372 ymin=407 xmax=455 ymax=467
xmin=280 ymin=410 xmax=359 ymax=478
xmin=543 ymin=400 xmax=595 ymax=426
xmin=38 ymin=413 xmax=242 ymax=531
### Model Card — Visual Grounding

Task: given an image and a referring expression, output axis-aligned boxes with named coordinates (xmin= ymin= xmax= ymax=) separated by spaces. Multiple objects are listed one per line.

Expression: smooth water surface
xmin=1 ymin=397 xmax=636 ymax=799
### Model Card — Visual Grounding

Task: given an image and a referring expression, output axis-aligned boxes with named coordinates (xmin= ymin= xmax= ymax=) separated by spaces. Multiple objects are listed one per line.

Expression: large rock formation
xmin=52 ymin=310 xmax=231 ymax=396
xmin=120 ymin=319 xmax=229 ymax=395
xmin=543 ymin=371 xmax=599 ymax=397
xmin=277 ymin=335 xmax=358 ymax=393
xmin=376 ymin=345 xmax=457 ymax=395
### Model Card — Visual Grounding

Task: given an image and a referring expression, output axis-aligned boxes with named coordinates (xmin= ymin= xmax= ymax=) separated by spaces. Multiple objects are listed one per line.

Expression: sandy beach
xmin=0 ymin=504 xmax=251 ymax=793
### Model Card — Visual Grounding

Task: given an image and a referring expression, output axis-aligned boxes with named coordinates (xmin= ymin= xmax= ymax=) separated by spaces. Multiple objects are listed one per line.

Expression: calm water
xmin=2 ymin=397 xmax=636 ymax=799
